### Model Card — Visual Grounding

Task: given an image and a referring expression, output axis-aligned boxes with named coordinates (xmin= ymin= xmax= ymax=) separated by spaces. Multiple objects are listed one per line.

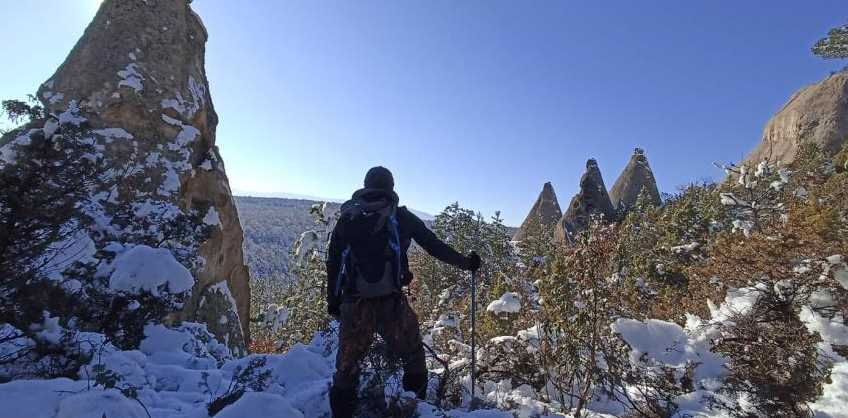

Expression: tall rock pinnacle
xmin=513 ymin=182 xmax=562 ymax=241
xmin=34 ymin=0 xmax=250 ymax=352
xmin=554 ymin=159 xmax=615 ymax=242
xmin=609 ymin=147 xmax=661 ymax=212
xmin=743 ymin=70 xmax=848 ymax=167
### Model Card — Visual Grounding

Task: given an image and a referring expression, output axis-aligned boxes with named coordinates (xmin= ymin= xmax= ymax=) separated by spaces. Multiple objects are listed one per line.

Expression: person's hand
xmin=465 ymin=251 xmax=482 ymax=271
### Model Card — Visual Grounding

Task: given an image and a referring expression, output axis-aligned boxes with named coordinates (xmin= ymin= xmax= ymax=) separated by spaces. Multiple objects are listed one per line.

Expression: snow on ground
xmin=812 ymin=360 xmax=848 ymax=417
xmin=215 ymin=392 xmax=303 ymax=418
xmin=2 ymin=281 xmax=846 ymax=417
xmin=0 ymin=321 xmax=570 ymax=418
xmin=612 ymin=287 xmax=848 ymax=418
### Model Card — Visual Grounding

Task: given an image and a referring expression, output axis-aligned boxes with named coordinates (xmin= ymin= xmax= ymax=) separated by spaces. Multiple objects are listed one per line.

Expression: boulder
xmin=32 ymin=0 xmax=250 ymax=352
xmin=743 ymin=70 xmax=848 ymax=167
xmin=512 ymin=182 xmax=562 ymax=241
xmin=609 ymin=148 xmax=661 ymax=212
xmin=555 ymin=159 xmax=615 ymax=243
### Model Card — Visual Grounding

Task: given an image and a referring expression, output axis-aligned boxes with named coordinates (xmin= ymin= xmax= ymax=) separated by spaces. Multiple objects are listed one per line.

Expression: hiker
xmin=326 ymin=166 xmax=482 ymax=418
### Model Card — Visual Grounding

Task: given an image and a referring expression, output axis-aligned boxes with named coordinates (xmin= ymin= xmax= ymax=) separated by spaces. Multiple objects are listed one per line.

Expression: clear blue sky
xmin=2 ymin=1 xmax=845 ymax=225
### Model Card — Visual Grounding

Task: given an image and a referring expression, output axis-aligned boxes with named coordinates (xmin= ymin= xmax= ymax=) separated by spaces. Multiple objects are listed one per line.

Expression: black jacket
xmin=326 ymin=188 xmax=469 ymax=308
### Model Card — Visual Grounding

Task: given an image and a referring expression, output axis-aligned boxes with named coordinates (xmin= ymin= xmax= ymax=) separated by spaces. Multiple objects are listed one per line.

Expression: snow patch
xmin=263 ymin=304 xmax=290 ymax=334
xmin=117 ymin=63 xmax=144 ymax=92
xmin=93 ymin=128 xmax=133 ymax=140
xmin=56 ymin=389 xmax=147 ymax=418
xmin=203 ymin=207 xmax=221 ymax=226
xmin=216 ymin=392 xmax=304 ymax=418
xmin=108 ymin=245 xmax=194 ymax=296
xmin=487 ymin=292 xmax=521 ymax=314
xmin=671 ymin=242 xmax=699 ymax=254
xmin=0 ymin=130 xmax=34 ymax=164
xmin=0 ymin=379 xmax=87 ymax=418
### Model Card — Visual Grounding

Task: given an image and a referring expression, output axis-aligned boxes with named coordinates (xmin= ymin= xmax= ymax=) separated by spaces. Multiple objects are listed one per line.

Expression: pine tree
xmin=812 ymin=23 xmax=848 ymax=60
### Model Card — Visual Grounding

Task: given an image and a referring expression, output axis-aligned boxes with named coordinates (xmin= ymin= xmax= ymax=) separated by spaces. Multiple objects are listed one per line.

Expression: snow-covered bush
xmin=409 ymin=203 xmax=518 ymax=333
xmin=679 ymin=145 xmax=848 ymax=417
xmin=613 ymin=183 xmax=731 ymax=321
xmin=716 ymin=158 xmax=794 ymax=237
xmin=540 ymin=220 xmax=688 ymax=418
xmin=0 ymin=99 xmax=210 ymax=380
xmin=405 ymin=204 xmax=528 ymax=406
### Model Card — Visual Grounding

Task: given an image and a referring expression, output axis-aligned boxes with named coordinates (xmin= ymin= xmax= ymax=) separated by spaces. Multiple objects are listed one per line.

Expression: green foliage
xmin=515 ymin=215 xmax=556 ymax=266
xmin=611 ymin=183 xmax=729 ymax=320
xmin=478 ymin=275 xmax=518 ymax=339
xmin=812 ymin=23 xmax=848 ymax=60
xmin=710 ymin=304 xmax=830 ymax=418
xmin=540 ymin=221 xmax=684 ymax=417
xmin=250 ymin=203 xmax=335 ymax=352
xmin=409 ymin=203 xmax=517 ymax=333
xmin=0 ymin=97 xmax=44 ymax=136
xmin=657 ymin=183 xmax=728 ymax=247
xmin=690 ymin=145 xmax=848 ymax=417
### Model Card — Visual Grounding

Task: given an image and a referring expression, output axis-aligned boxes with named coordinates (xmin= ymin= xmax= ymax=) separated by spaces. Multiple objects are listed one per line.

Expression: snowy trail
xmin=0 ymin=323 xmax=535 ymax=418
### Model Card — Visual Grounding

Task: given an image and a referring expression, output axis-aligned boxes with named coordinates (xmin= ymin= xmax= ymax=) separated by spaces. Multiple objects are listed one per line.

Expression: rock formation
xmin=609 ymin=148 xmax=661 ymax=212
xmin=743 ymin=70 xmax=848 ymax=166
xmin=32 ymin=0 xmax=250 ymax=352
xmin=555 ymin=159 xmax=616 ymax=242
xmin=512 ymin=182 xmax=562 ymax=241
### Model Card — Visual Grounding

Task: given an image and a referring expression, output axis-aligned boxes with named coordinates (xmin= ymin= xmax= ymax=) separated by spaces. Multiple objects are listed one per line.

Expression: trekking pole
xmin=470 ymin=267 xmax=477 ymax=409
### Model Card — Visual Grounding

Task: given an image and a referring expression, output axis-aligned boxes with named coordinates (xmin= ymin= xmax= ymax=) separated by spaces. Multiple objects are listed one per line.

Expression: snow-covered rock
xmin=487 ymin=292 xmax=521 ymax=314
xmin=6 ymin=0 xmax=253 ymax=352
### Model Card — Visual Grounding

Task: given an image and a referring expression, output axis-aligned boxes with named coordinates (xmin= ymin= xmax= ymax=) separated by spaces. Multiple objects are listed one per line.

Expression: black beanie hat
xmin=364 ymin=166 xmax=394 ymax=191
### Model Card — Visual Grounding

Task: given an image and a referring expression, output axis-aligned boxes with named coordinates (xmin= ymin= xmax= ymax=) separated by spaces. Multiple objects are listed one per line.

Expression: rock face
xmin=512 ymin=182 xmax=562 ymax=241
xmin=744 ymin=70 xmax=848 ymax=166
xmin=35 ymin=0 xmax=250 ymax=351
xmin=609 ymin=148 xmax=661 ymax=212
xmin=555 ymin=159 xmax=616 ymax=243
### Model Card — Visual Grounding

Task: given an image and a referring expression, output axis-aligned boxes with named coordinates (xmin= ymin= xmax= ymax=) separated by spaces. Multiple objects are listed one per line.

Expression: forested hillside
xmin=235 ymin=196 xmax=341 ymax=280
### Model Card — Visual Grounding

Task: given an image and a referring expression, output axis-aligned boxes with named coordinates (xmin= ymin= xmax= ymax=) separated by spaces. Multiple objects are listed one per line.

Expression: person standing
xmin=326 ymin=166 xmax=481 ymax=418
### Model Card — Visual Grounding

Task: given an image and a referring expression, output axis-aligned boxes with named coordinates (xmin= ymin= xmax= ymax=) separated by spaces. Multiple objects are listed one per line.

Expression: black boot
xmin=402 ymin=372 xmax=428 ymax=400
xmin=330 ymin=385 xmax=357 ymax=418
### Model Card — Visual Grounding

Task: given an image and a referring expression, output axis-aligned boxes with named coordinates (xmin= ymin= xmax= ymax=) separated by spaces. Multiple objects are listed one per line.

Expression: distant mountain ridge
xmin=235 ymin=191 xmax=435 ymax=221
xmin=235 ymin=195 xmax=439 ymax=281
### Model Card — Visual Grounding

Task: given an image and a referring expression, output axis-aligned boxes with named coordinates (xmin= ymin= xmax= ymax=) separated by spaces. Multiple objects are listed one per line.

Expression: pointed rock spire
xmin=555 ymin=159 xmax=615 ymax=242
xmin=33 ymin=0 xmax=250 ymax=352
xmin=609 ymin=147 xmax=661 ymax=212
xmin=513 ymin=182 xmax=562 ymax=241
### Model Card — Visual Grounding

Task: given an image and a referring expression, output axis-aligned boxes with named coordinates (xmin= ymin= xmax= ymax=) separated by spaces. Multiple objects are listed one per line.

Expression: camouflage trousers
xmin=331 ymin=293 xmax=427 ymax=407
